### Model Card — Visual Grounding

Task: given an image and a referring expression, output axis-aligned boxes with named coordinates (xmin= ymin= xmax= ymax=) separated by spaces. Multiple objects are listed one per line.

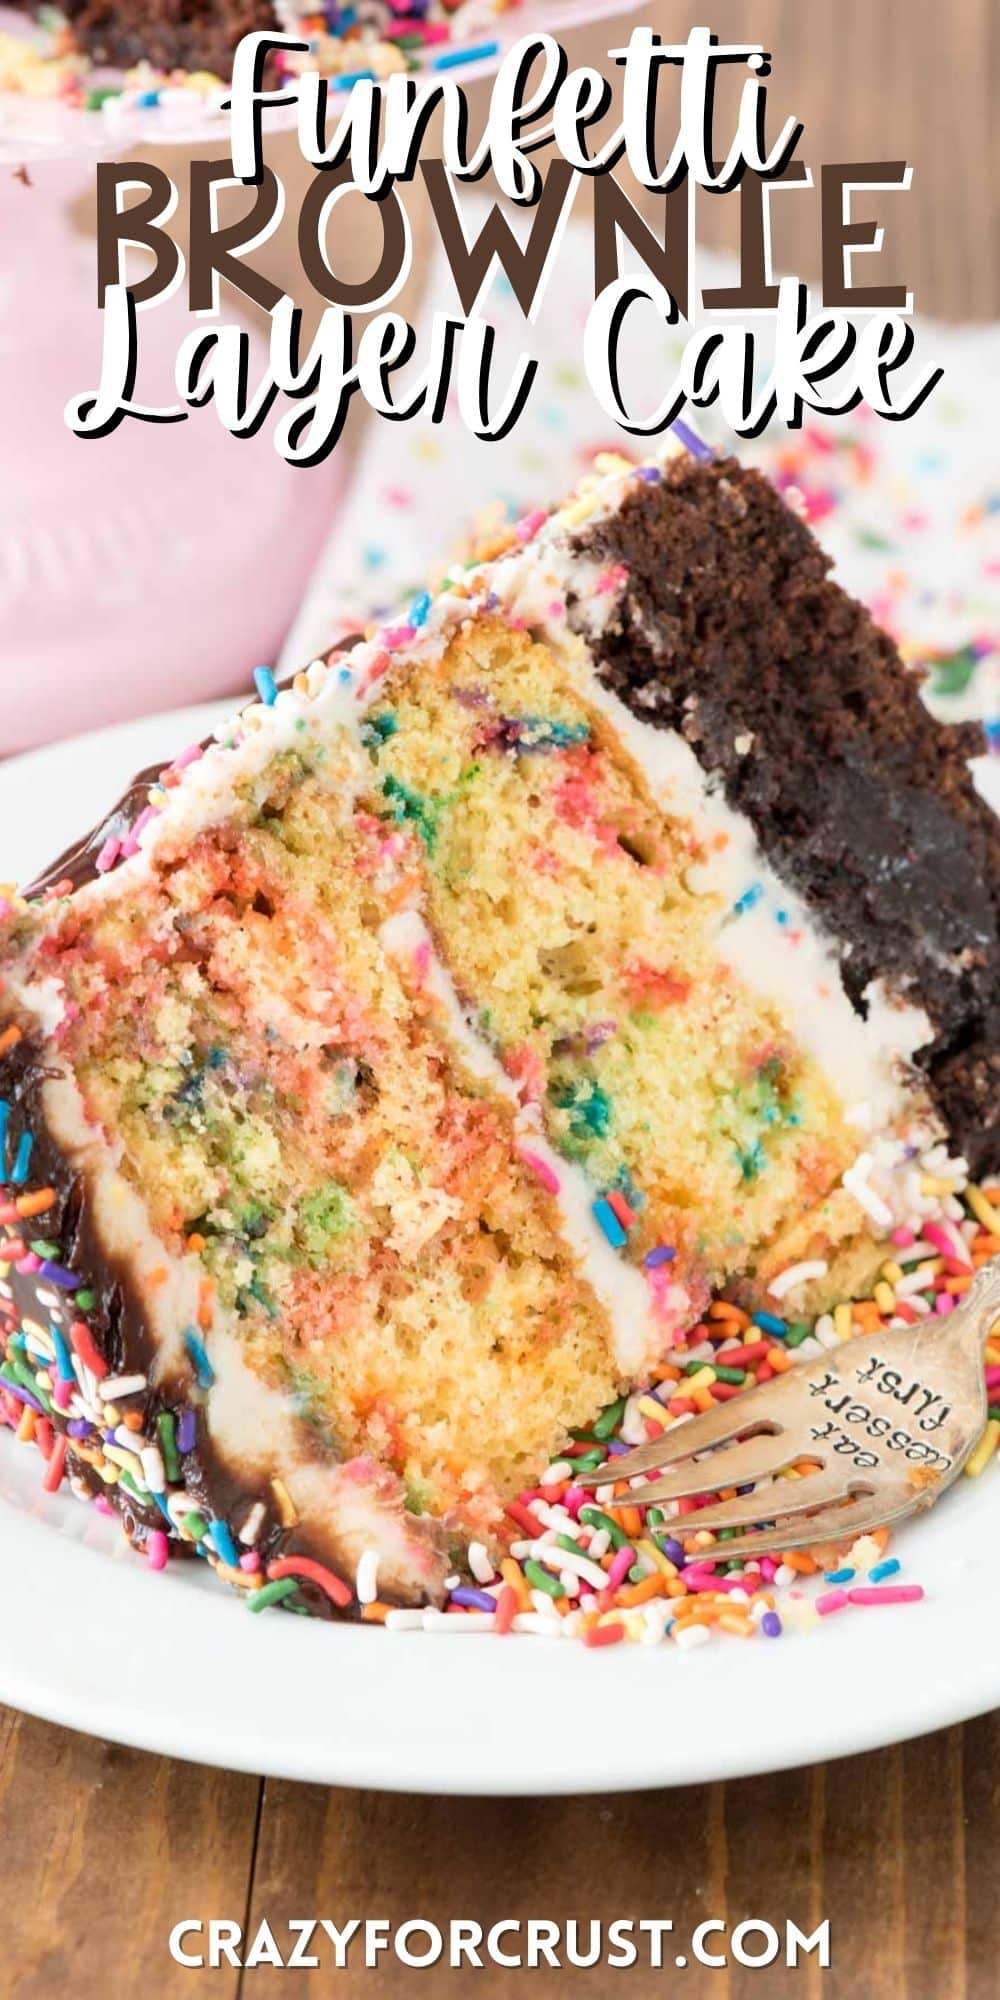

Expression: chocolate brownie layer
xmin=574 ymin=456 xmax=1000 ymax=1173
xmin=59 ymin=0 xmax=277 ymax=76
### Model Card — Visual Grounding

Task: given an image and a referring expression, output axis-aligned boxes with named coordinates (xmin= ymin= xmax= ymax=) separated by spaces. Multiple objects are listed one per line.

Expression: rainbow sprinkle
xmin=0 ymin=1054 xmax=995 ymax=1641
xmin=0 ymin=440 xmax=996 ymax=1646
xmin=0 ymin=2 xmax=513 ymax=120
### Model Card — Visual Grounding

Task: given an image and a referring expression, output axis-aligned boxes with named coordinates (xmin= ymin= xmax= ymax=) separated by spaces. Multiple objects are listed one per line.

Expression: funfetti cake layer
xmin=0 ymin=438 xmax=996 ymax=1620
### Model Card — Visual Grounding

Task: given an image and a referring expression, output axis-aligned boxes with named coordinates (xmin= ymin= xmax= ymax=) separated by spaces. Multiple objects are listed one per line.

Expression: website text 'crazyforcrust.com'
xmin=168 ymin=1917 xmax=831 ymax=1971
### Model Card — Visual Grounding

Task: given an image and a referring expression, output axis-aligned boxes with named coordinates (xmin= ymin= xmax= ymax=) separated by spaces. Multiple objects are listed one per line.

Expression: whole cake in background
xmin=0 ymin=440 xmax=997 ymax=1624
xmin=13 ymin=0 xmax=274 ymax=76
xmin=1 ymin=0 xmax=497 ymax=91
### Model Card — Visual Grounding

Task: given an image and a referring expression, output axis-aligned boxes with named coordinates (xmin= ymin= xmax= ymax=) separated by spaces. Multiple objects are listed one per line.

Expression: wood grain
xmin=1 ymin=1712 xmax=996 ymax=1998
xmin=234 ymin=1729 xmax=985 ymax=1999
xmin=0 ymin=1708 xmax=260 ymax=2000
xmin=563 ymin=0 xmax=1000 ymax=320
xmin=0 ymin=4 xmax=997 ymax=1997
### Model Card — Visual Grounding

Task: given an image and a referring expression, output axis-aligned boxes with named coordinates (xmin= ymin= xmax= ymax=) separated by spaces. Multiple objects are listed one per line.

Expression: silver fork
xmin=579 ymin=1257 xmax=1000 ymax=1559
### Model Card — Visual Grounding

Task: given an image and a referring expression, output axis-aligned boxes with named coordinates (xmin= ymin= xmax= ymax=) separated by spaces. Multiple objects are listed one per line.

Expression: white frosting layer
xmin=13 ymin=1019 xmax=446 ymax=1597
xmin=49 ymin=458 xmax=668 ymax=905
xmin=205 ymin=1319 xmax=445 ymax=1591
xmin=32 ymin=1053 xmax=203 ymax=1381
xmin=379 ymin=909 xmax=659 ymax=1376
xmin=567 ymin=664 xmax=935 ymax=1131
xmin=33 ymin=437 xmax=939 ymax=1163
xmin=10 ymin=438 xmax=950 ymax=1409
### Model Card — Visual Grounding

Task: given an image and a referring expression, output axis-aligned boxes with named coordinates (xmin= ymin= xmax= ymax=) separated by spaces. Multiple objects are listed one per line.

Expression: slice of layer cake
xmin=1 ymin=442 xmax=995 ymax=1616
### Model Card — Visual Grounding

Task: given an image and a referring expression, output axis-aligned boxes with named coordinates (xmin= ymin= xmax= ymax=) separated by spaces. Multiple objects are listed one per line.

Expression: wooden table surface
xmin=3 ymin=4 xmax=998 ymax=1996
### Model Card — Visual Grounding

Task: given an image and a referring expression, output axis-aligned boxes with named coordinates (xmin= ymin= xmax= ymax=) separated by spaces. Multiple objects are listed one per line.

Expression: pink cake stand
xmin=0 ymin=153 xmax=347 ymax=755
xmin=0 ymin=1 xmax=642 ymax=754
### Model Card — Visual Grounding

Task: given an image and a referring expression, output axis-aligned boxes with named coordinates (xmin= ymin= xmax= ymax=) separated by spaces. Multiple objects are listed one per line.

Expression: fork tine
xmin=685 ymin=1491 xmax=893 ymax=1562
xmin=637 ymin=1467 xmax=848 ymax=1534
xmin=597 ymin=1429 xmax=796 ymax=1507
xmin=576 ymin=1398 xmax=776 ymax=1487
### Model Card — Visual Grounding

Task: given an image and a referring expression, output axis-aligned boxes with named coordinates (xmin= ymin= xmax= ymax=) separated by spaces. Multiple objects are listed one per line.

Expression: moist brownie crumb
xmin=58 ymin=0 xmax=279 ymax=76
xmin=573 ymin=455 xmax=1000 ymax=1172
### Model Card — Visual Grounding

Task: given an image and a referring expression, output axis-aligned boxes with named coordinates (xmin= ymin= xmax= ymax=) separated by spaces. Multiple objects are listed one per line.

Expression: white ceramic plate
xmin=1 ymin=703 xmax=999 ymax=1793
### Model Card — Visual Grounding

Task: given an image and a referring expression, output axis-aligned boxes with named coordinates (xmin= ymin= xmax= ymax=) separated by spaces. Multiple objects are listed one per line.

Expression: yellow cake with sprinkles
xmin=0 ymin=433 xmax=996 ymax=1636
